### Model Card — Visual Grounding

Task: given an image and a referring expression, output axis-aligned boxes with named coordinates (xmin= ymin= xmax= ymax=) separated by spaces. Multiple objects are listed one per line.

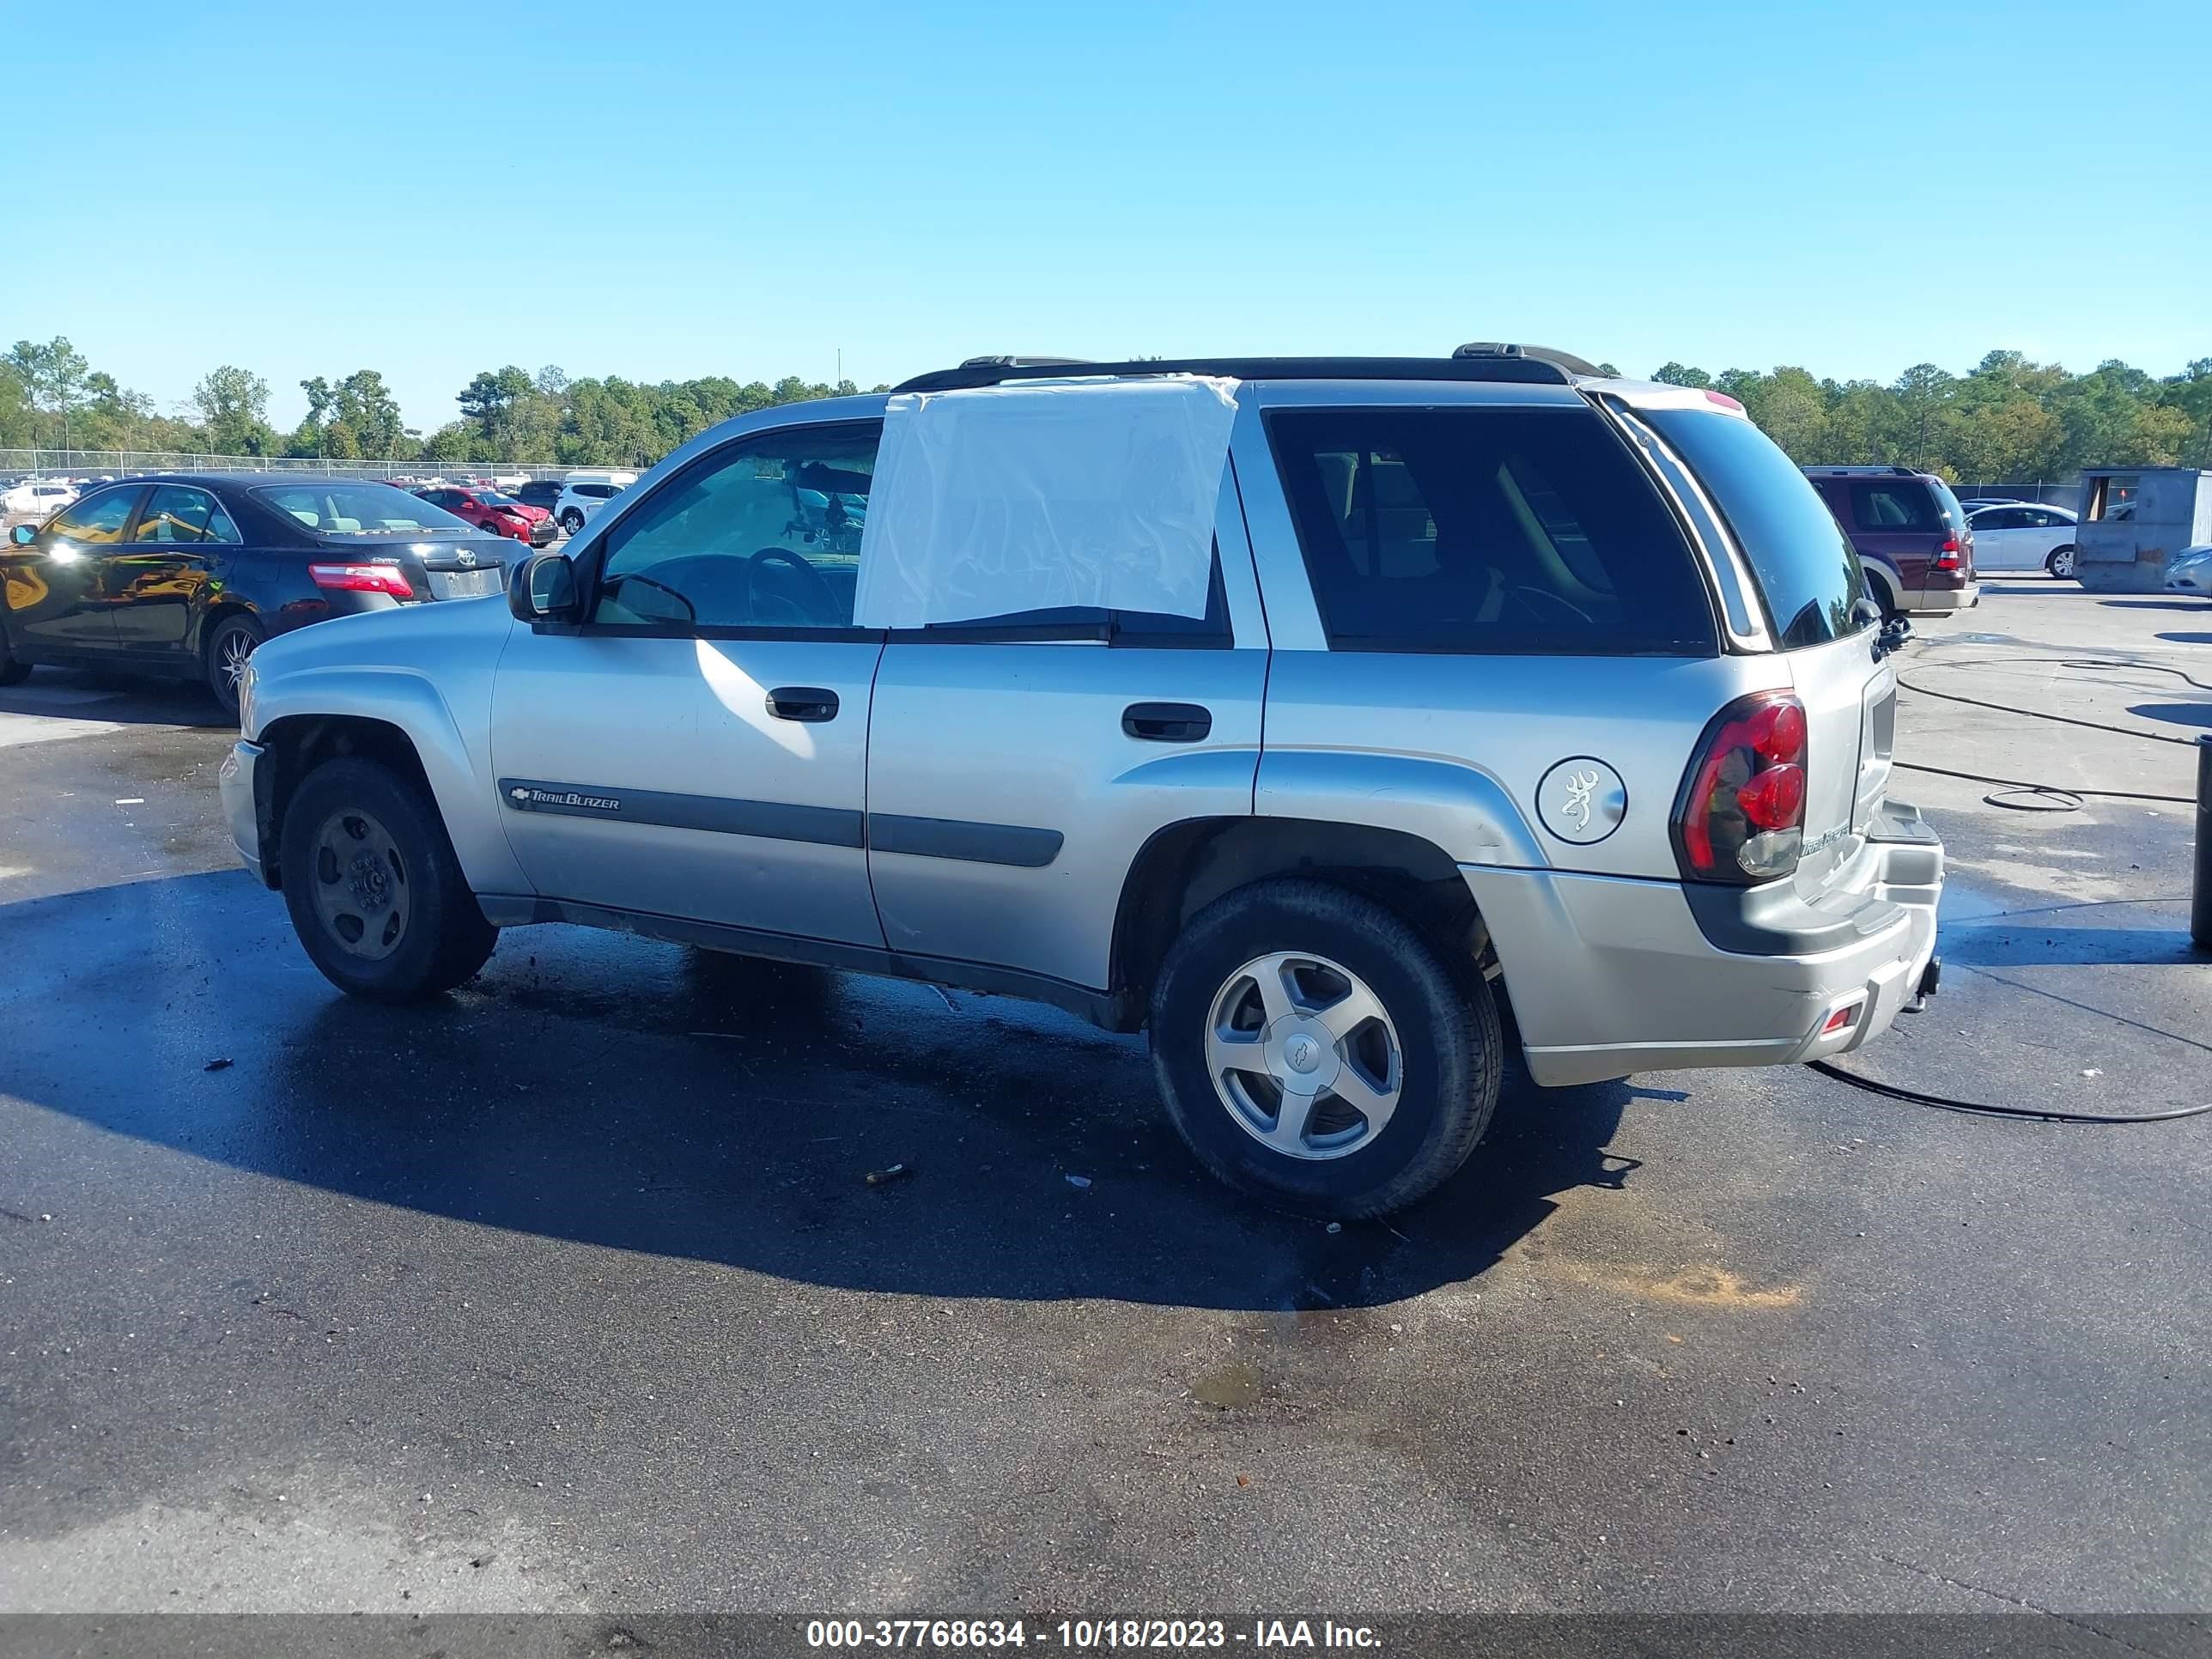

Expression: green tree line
xmin=1649 ymin=349 xmax=2212 ymax=480
xmin=1 ymin=338 xmax=878 ymax=469
xmin=6 ymin=337 xmax=2209 ymax=481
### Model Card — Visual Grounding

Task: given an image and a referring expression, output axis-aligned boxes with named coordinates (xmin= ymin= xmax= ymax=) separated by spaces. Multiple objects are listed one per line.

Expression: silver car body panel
xmin=236 ymin=595 xmax=531 ymax=896
xmin=224 ymin=375 xmax=1946 ymax=1090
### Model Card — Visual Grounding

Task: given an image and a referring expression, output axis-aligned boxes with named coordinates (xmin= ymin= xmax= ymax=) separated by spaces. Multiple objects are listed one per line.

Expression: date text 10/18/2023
xmin=805 ymin=1620 xmax=1384 ymax=1650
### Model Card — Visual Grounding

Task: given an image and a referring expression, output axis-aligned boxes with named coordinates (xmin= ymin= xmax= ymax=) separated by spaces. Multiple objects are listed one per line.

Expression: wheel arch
xmin=1110 ymin=817 xmax=1492 ymax=1023
xmin=1860 ymin=559 xmax=1902 ymax=617
xmin=252 ymin=714 xmax=437 ymax=889
xmin=192 ymin=595 xmax=263 ymax=659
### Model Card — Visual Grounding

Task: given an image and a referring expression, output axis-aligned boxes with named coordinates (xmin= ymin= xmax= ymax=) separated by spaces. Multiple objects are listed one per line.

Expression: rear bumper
xmin=1466 ymin=801 xmax=1943 ymax=1088
xmin=1909 ymin=580 xmax=1979 ymax=612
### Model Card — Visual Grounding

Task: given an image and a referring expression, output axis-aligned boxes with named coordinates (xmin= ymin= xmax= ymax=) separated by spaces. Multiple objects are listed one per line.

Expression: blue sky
xmin=7 ymin=0 xmax=2206 ymax=434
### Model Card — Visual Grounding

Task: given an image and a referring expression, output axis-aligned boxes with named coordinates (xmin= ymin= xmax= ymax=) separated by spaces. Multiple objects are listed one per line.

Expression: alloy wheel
xmin=218 ymin=628 xmax=256 ymax=696
xmin=1203 ymin=951 xmax=1404 ymax=1160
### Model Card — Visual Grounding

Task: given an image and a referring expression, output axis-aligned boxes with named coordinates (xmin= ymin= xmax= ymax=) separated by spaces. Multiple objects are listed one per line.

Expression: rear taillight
xmin=1936 ymin=534 xmax=1962 ymax=570
xmin=309 ymin=562 xmax=415 ymax=599
xmin=1674 ymin=691 xmax=1808 ymax=884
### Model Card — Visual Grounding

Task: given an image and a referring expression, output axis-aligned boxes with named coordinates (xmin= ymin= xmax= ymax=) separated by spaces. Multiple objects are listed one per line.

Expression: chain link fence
xmin=0 ymin=449 xmax=580 ymax=483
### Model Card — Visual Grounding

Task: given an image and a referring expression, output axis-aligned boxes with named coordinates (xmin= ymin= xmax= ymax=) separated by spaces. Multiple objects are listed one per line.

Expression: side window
xmin=136 ymin=486 xmax=228 ymax=544
xmin=49 ymin=487 xmax=143 ymax=544
xmin=1977 ymin=507 xmax=2026 ymax=531
xmin=592 ymin=422 xmax=879 ymax=630
xmin=1848 ymin=482 xmax=1941 ymax=531
xmin=1270 ymin=407 xmax=1717 ymax=656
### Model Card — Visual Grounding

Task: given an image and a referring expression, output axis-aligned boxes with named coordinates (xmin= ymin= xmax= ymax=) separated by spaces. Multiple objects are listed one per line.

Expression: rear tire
xmin=204 ymin=615 xmax=263 ymax=720
xmin=279 ymin=757 xmax=496 ymax=1001
xmin=1150 ymin=878 xmax=1502 ymax=1218
xmin=1866 ymin=570 xmax=1902 ymax=623
xmin=2046 ymin=544 xmax=2077 ymax=580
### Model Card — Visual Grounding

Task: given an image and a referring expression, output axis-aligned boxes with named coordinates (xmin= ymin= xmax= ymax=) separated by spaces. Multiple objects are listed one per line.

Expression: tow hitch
xmin=1902 ymin=953 xmax=1941 ymax=1015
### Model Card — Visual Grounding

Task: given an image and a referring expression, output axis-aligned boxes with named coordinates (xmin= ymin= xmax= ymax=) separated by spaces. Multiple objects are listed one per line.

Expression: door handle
xmin=766 ymin=685 xmax=839 ymax=722
xmin=1122 ymin=702 xmax=1212 ymax=743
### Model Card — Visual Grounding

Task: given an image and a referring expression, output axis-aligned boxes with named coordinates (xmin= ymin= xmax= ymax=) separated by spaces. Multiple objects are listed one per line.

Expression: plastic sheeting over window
xmin=851 ymin=375 xmax=1238 ymax=629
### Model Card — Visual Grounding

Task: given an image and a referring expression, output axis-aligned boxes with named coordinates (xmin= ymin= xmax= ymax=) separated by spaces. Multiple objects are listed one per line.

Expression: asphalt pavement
xmin=2 ymin=585 xmax=2209 ymax=1618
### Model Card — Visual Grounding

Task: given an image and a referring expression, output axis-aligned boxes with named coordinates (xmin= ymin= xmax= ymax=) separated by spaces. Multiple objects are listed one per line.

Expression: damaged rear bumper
xmin=1465 ymin=800 xmax=1944 ymax=1088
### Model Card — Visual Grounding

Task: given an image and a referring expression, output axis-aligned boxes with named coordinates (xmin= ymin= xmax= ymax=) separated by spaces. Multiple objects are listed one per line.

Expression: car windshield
xmin=476 ymin=492 xmax=522 ymax=507
xmin=255 ymin=483 xmax=472 ymax=536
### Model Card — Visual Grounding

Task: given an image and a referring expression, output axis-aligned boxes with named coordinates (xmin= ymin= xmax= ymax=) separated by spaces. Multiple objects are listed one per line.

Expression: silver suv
xmin=219 ymin=346 xmax=1943 ymax=1218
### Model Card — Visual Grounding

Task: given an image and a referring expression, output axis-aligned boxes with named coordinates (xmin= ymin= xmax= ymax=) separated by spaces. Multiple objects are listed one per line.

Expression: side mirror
xmin=510 ymin=550 xmax=580 ymax=623
xmin=9 ymin=523 xmax=35 ymax=546
xmin=1850 ymin=596 xmax=1883 ymax=632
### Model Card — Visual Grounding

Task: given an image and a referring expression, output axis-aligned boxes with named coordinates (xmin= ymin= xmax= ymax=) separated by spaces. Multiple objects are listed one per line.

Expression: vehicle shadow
xmin=2100 ymin=599 xmax=2210 ymax=612
xmin=2127 ymin=701 xmax=2212 ymax=730
xmin=0 ymin=665 xmax=230 ymax=728
xmin=3 ymin=871 xmax=1637 ymax=1312
xmin=2157 ymin=633 xmax=2212 ymax=647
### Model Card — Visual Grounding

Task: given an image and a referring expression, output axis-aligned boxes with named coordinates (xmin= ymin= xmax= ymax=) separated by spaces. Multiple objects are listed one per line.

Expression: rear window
xmin=1268 ymin=406 xmax=1717 ymax=657
xmin=255 ymin=483 xmax=471 ymax=536
xmin=1648 ymin=410 xmax=1868 ymax=650
xmin=1845 ymin=479 xmax=1942 ymax=532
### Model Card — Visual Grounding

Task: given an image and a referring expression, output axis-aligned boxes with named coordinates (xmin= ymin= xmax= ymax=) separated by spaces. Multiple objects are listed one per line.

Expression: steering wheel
xmin=1510 ymin=586 xmax=1595 ymax=629
xmin=747 ymin=546 xmax=838 ymax=626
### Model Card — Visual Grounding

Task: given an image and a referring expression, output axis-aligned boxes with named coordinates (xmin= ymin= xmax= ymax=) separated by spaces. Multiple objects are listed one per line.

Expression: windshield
xmin=255 ymin=483 xmax=471 ymax=536
xmin=1645 ymin=407 xmax=1868 ymax=650
xmin=475 ymin=491 xmax=523 ymax=507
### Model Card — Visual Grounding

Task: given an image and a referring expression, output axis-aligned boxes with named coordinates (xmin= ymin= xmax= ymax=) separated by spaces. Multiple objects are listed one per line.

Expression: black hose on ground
xmin=1889 ymin=760 xmax=2191 ymax=809
xmin=1808 ymin=1059 xmax=2212 ymax=1124
xmin=1815 ymin=653 xmax=2212 ymax=1118
xmin=1889 ymin=652 xmax=2206 ymax=807
xmin=1893 ymin=673 xmax=2201 ymax=749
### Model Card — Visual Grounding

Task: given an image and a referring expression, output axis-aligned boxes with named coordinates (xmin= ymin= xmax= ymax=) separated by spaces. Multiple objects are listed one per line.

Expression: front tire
xmin=559 ymin=507 xmax=585 ymax=536
xmin=0 ymin=627 xmax=28 ymax=686
xmin=1150 ymin=879 xmax=1502 ymax=1218
xmin=2046 ymin=544 xmax=2077 ymax=580
xmin=204 ymin=615 xmax=263 ymax=720
xmin=279 ymin=757 xmax=496 ymax=1001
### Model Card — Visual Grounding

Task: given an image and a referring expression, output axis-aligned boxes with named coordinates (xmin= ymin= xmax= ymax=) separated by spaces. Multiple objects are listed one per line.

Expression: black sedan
xmin=0 ymin=475 xmax=513 ymax=718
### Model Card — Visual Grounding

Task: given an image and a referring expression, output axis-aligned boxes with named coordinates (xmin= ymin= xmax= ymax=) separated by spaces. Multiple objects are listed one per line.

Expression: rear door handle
xmin=1122 ymin=702 xmax=1212 ymax=743
xmin=766 ymin=686 xmax=839 ymax=722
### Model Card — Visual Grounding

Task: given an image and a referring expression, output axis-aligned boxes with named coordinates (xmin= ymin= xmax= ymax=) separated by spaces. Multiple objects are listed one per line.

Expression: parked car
xmin=514 ymin=479 xmax=565 ymax=514
xmin=2 ymin=478 xmax=80 ymax=519
xmin=415 ymin=485 xmax=557 ymax=548
xmin=2164 ymin=544 xmax=2212 ymax=599
xmin=1802 ymin=465 xmax=1978 ymax=617
xmin=1 ymin=475 xmax=513 ymax=716
xmin=552 ymin=478 xmax=628 ymax=536
xmin=218 ymin=349 xmax=1943 ymax=1218
xmin=1966 ymin=501 xmax=2079 ymax=578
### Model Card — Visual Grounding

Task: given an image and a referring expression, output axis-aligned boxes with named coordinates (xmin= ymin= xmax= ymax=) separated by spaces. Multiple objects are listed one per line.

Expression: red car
xmin=413 ymin=485 xmax=556 ymax=548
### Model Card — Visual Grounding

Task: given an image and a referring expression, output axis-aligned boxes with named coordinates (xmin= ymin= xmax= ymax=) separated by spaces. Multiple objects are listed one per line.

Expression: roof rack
xmin=894 ymin=344 xmax=1597 ymax=395
xmin=1449 ymin=341 xmax=1606 ymax=377
xmin=954 ymin=356 xmax=1094 ymax=371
